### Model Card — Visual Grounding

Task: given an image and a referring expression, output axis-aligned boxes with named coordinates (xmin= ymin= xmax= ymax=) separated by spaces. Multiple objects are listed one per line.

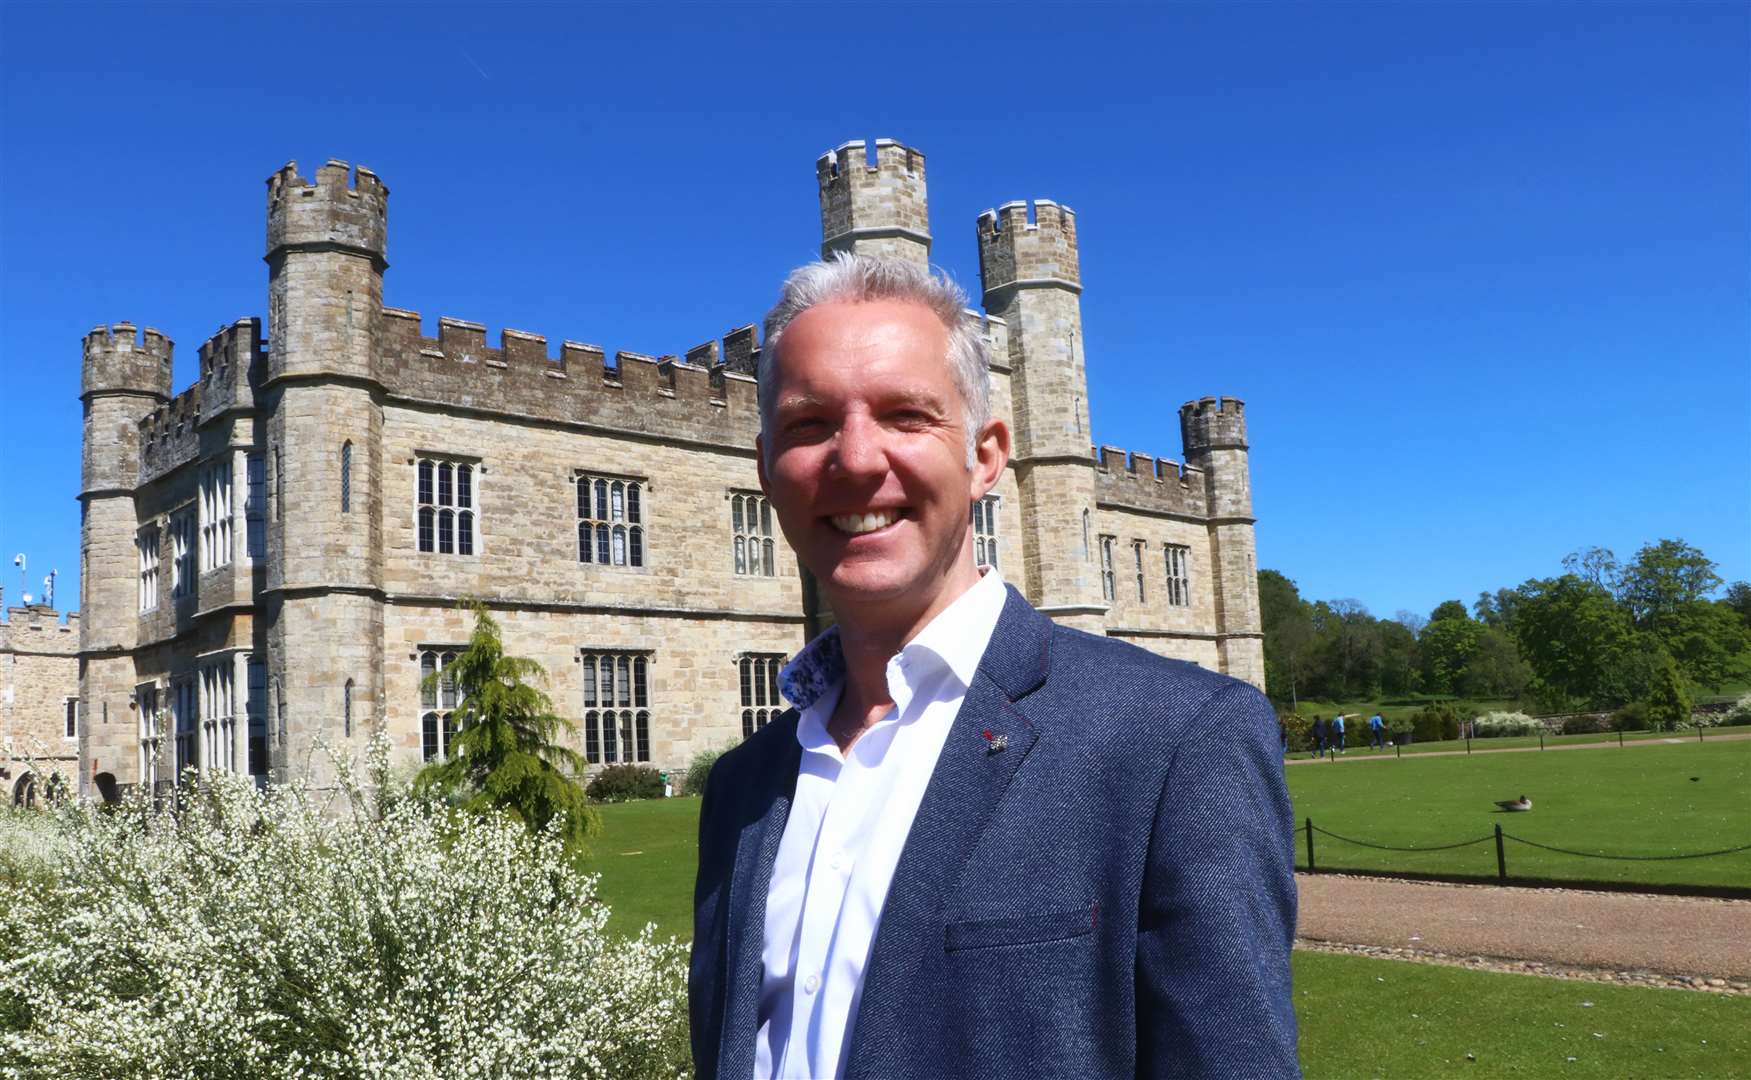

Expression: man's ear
xmin=756 ymin=435 xmax=771 ymax=496
xmin=970 ymin=417 xmax=1011 ymax=499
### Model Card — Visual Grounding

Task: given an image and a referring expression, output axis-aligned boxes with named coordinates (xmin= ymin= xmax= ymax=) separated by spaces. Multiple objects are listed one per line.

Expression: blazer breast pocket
xmin=943 ymin=905 xmax=1096 ymax=952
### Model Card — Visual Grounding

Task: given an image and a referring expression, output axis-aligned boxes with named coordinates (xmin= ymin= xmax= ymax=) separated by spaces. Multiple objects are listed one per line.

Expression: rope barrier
xmin=1308 ymin=824 xmax=1493 ymax=853
xmin=1500 ymin=834 xmax=1751 ymax=862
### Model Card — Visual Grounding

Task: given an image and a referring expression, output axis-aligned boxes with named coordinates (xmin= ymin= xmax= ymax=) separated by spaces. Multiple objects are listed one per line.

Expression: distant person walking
xmin=1311 ymin=716 xmax=1328 ymax=759
xmin=1370 ymin=712 xmax=1386 ymax=750
xmin=1332 ymin=713 xmax=1347 ymax=754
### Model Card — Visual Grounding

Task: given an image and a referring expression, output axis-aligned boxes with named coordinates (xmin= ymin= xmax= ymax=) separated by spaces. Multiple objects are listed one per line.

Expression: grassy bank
xmin=581 ymin=796 xmax=701 ymax=939
xmin=1287 ymin=740 xmax=1751 ymax=889
xmin=1292 ymin=951 xmax=1751 ymax=1078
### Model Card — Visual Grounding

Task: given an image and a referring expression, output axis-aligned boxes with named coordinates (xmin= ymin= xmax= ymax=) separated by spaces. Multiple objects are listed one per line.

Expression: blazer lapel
xmin=845 ymin=588 xmax=1053 ymax=1076
xmin=718 ymin=718 xmax=803 ymax=1080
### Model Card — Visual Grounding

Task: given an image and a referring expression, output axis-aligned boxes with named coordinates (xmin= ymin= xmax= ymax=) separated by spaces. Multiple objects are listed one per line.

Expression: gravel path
xmin=1296 ymin=872 xmax=1751 ymax=993
xmin=1285 ymin=730 xmax=1751 ymax=766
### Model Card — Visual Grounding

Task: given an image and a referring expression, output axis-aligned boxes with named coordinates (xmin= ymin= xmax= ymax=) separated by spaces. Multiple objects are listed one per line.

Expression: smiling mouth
xmin=829 ymin=509 xmax=901 ymax=535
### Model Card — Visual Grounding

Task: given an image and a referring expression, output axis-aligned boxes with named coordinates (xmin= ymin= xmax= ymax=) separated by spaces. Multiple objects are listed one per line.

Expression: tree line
xmin=1260 ymin=538 xmax=1751 ymax=714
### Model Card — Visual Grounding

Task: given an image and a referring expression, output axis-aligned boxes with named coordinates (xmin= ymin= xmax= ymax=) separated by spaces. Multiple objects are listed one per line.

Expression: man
xmin=689 ymin=254 xmax=1298 ymax=1079
xmin=1331 ymin=712 xmax=1346 ymax=754
xmin=1370 ymin=711 xmax=1386 ymax=750
xmin=1310 ymin=715 xmax=1327 ymax=759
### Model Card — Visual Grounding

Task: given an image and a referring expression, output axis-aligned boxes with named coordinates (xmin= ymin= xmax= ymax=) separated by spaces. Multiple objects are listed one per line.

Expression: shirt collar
xmin=778 ymin=566 xmax=1008 ymax=713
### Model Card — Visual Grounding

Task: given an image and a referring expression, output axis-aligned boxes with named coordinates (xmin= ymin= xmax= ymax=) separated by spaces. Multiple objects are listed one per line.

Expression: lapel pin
xmin=980 ymin=729 xmax=1008 ymax=754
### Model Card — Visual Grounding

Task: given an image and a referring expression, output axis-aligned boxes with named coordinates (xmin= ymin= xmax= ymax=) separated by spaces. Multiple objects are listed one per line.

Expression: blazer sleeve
xmin=1136 ymin=682 xmax=1300 ymax=1078
xmin=689 ymin=754 xmax=731 ymax=1079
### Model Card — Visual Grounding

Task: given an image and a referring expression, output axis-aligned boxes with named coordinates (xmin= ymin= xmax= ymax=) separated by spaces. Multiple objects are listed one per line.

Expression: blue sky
xmin=1 ymin=2 xmax=1745 ymax=620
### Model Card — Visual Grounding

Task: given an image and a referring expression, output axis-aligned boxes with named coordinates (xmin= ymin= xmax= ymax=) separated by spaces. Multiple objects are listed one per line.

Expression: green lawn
xmin=583 ymin=798 xmax=1751 ymax=1075
xmin=587 ymin=739 xmax=1751 ymax=937
xmin=581 ymin=797 xmax=701 ymax=939
xmin=1293 ymin=951 xmax=1751 ymax=1078
xmin=1288 ymin=740 xmax=1751 ymax=890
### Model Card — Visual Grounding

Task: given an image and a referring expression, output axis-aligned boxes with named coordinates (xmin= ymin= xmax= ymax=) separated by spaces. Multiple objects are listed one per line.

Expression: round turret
xmin=266 ymin=159 xmax=388 ymax=266
xmin=1178 ymin=396 xmax=1248 ymax=455
xmin=81 ymin=322 xmax=173 ymax=401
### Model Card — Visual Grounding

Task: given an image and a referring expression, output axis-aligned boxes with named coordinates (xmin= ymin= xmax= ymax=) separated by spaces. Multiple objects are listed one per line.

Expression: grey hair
xmin=759 ymin=252 xmax=992 ymax=466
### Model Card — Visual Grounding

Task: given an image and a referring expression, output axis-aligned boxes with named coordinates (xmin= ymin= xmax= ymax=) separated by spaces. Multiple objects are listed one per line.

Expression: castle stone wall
xmin=1 ymin=607 xmax=81 ymax=802
xmin=76 ymin=140 xmax=1267 ymax=802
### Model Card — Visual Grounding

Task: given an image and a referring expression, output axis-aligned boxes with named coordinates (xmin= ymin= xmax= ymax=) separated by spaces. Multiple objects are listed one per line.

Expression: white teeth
xmin=830 ymin=510 xmax=898 ymax=535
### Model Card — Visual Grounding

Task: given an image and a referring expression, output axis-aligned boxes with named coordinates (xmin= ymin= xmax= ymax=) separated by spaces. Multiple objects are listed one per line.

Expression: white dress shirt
xmin=754 ymin=567 xmax=1009 ymax=1080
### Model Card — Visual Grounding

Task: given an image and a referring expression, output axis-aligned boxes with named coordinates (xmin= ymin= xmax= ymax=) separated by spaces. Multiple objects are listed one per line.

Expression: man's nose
xmin=829 ymin=414 xmax=886 ymax=478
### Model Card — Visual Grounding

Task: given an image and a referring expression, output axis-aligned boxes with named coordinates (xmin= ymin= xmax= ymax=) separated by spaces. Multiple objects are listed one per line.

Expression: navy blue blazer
xmin=690 ymin=587 xmax=1300 ymax=1079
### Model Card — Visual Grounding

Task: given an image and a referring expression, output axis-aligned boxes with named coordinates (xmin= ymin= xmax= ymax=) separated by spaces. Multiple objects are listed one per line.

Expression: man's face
xmin=758 ymin=298 xmax=1007 ymax=632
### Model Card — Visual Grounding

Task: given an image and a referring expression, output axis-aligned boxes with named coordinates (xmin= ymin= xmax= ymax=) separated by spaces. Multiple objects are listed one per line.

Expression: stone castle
xmin=73 ymin=138 xmax=1262 ymax=798
xmin=1 ymin=604 xmax=81 ymax=804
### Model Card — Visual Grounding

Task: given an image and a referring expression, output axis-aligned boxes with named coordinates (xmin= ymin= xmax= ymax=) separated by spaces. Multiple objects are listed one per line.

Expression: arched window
xmin=343 ymin=678 xmax=354 ymax=738
xmin=732 ymin=493 xmax=777 ymax=576
xmin=580 ymin=651 xmax=652 ymax=763
xmin=419 ymin=648 xmax=461 ymax=760
xmin=416 ymin=457 xmax=478 ymax=557
xmin=340 ymin=441 xmax=352 ymax=513
xmin=973 ymin=495 xmax=1000 ymax=569
xmin=739 ymin=654 xmax=784 ymax=738
xmin=576 ymin=474 xmax=648 ymax=567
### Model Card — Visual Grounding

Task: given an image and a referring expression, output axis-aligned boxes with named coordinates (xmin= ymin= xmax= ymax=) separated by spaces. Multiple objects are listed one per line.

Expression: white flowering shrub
xmin=1472 ymin=711 xmax=1540 ymax=738
xmin=1720 ymin=692 xmax=1751 ymax=726
xmin=0 ymin=736 xmax=690 ymax=1080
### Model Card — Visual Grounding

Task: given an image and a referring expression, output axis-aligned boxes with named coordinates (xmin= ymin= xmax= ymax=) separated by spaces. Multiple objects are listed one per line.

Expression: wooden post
xmin=1305 ymin=817 xmax=1316 ymax=873
xmin=1539 ymin=731 xmax=1545 ymax=751
xmin=1495 ymin=824 xmax=1507 ymax=881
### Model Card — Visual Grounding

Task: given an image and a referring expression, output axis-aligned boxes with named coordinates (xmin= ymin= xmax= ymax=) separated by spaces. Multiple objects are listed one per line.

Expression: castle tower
xmin=977 ymin=201 xmax=1105 ymax=630
xmin=262 ymin=160 xmax=388 ymax=785
xmin=79 ymin=323 xmax=172 ymax=796
xmin=1180 ymin=397 xmax=1264 ymax=686
xmin=816 ymin=139 xmax=931 ymax=267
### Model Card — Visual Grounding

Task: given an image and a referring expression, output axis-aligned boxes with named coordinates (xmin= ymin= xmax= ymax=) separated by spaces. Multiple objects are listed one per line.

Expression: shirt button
xmin=830 ymin=852 xmax=844 ymax=871
xmin=804 ymin=973 xmax=821 ymax=994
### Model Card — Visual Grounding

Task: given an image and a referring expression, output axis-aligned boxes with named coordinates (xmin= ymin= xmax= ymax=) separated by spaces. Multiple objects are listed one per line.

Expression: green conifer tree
xmin=415 ymin=603 xmax=601 ymax=853
xmin=1641 ymin=651 xmax=1693 ymax=732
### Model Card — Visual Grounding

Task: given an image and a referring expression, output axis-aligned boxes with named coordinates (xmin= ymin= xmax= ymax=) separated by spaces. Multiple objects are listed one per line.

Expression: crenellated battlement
xmin=377 ymin=309 xmax=764 ymax=447
xmin=266 ymin=159 xmax=388 ymax=263
xmin=817 ymin=138 xmax=930 ymax=263
xmin=82 ymin=322 xmax=173 ymax=400
xmin=197 ymin=317 xmax=262 ymax=382
xmin=977 ymin=199 xmax=1081 ymax=295
xmin=1179 ymin=396 xmax=1248 ymax=454
xmin=1094 ymin=444 xmax=1209 ymax=518
xmin=138 ymin=380 xmax=205 ymax=479
xmin=0 ymin=606 xmax=82 ymax=658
